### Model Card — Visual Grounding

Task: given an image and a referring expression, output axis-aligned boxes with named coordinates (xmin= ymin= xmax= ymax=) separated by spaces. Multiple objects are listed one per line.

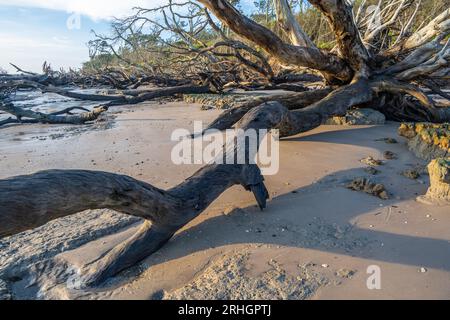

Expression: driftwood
xmin=0 ymin=79 xmax=212 ymax=127
xmin=1 ymin=61 xmax=186 ymax=89
xmin=0 ymin=81 xmax=371 ymax=287
xmin=0 ymin=0 xmax=449 ymax=288
xmin=0 ymin=101 xmax=286 ymax=286
xmin=0 ymin=102 xmax=108 ymax=126
xmin=203 ymin=88 xmax=333 ymax=133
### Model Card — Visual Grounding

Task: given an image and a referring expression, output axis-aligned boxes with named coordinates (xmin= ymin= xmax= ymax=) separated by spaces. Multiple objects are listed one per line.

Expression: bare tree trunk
xmin=273 ymin=0 xmax=316 ymax=48
xmin=198 ymin=0 xmax=354 ymax=83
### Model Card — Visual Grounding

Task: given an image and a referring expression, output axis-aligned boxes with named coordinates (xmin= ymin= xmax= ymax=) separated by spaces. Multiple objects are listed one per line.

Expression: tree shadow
xmin=99 ymin=124 xmax=449 ymax=291
xmin=149 ymin=167 xmax=449 ymax=272
xmin=283 ymin=123 xmax=402 ymax=149
xmin=11 ymin=124 xmax=446 ymax=297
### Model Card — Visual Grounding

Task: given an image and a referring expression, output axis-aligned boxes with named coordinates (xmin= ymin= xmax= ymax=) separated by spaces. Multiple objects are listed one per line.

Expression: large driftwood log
xmin=0 ymin=102 xmax=107 ymax=126
xmin=0 ymin=78 xmax=373 ymax=286
xmin=203 ymin=88 xmax=333 ymax=133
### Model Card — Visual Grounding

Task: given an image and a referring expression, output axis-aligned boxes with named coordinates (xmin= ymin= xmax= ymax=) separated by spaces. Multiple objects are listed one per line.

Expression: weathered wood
xmin=383 ymin=9 xmax=450 ymax=56
xmin=2 ymin=80 xmax=211 ymax=105
xmin=105 ymin=85 xmax=211 ymax=106
xmin=0 ymin=102 xmax=107 ymax=126
xmin=204 ymin=88 xmax=333 ymax=132
xmin=197 ymin=0 xmax=353 ymax=83
xmin=308 ymin=0 xmax=372 ymax=79
xmin=273 ymin=0 xmax=316 ymax=48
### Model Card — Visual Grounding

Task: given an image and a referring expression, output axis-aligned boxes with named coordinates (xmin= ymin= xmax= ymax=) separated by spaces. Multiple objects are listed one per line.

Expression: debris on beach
xmin=336 ymin=269 xmax=356 ymax=279
xmin=346 ymin=177 xmax=390 ymax=200
xmin=383 ymin=151 xmax=397 ymax=160
xmin=360 ymin=156 xmax=384 ymax=167
xmin=365 ymin=167 xmax=380 ymax=175
xmin=376 ymin=138 xmax=398 ymax=144
xmin=402 ymin=169 xmax=420 ymax=180
xmin=326 ymin=109 xmax=385 ymax=126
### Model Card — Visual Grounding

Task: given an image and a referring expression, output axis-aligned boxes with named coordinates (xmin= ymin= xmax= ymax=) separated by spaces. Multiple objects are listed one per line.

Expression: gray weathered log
xmin=0 ymin=102 xmax=107 ymax=126
xmin=0 ymin=79 xmax=372 ymax=286
xmin=204 ymin=88 xmax=333 ymax=133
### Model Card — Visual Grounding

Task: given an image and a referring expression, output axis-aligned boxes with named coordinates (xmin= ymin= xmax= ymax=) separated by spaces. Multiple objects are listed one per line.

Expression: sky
xmin=0 ymin=1 xmax=189 ymax=73
xmin=0 ymin=0 xmax=256 ymax=74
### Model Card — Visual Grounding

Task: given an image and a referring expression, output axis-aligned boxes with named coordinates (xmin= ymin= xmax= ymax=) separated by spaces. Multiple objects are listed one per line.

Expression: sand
xmin=0 ymin=100 xmax=449 ymax=300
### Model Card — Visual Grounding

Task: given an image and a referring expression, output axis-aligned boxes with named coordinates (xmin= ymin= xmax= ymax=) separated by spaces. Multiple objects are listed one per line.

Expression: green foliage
xmin=83 ymin=54 xmax=116 ymax=71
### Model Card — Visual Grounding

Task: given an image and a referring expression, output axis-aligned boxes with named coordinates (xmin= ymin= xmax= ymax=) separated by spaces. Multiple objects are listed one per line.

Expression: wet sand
xmin=0 ymin=101 xmax=449 ymax=300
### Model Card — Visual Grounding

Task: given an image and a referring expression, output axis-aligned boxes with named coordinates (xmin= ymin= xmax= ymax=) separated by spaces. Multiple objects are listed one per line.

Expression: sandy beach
xmin=0 ymin=100 xmax=449 ymax=300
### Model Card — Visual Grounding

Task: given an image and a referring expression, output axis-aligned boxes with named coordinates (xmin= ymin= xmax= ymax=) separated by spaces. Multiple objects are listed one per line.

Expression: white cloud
xmin=0 ymin=1 xmax=189 ymax=72
xmin=0 ymin=32 xmax=88 ymax=72
xmin=0 ymin=33 xmax=72 ymax=49
xmin=0 ymin=0 xmax=171 ymax=20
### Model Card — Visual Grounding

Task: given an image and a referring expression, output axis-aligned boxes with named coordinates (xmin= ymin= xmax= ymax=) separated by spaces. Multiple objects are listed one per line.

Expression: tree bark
xmin=308 ymin=0 xmax=372 ymax=79
xmin=273 ymin=0 xmax=316 ymax=48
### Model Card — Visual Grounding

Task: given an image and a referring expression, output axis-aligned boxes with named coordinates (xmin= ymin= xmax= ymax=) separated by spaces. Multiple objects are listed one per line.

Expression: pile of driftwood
xmin=0 ymin=0 xmax=449 ymax=288
xmin=0 ymin=64 xmax=213 ymax=127
xmin=0 ymin=61 xmax=323 ymax=128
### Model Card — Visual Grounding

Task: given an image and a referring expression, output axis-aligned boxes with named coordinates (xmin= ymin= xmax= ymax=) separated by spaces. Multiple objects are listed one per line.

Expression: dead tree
xmin=0 ymin=103 xmax=107 ymax=126
xmin=0 ymin=0 xmax=449 ymax=287
xmin=198 ymin=0 xmax=450 ymax=123
xmin=88 ymin=0 xmax=276 ymax=87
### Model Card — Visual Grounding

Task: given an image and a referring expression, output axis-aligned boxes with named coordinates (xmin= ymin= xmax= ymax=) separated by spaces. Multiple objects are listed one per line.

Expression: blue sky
xmin=0 ymin=5 xmax=111 ymax=73
xmin=0 ymin=1 xmax=180 ymax=73
xmin=0 ymin=0 xmax=255 ymax=73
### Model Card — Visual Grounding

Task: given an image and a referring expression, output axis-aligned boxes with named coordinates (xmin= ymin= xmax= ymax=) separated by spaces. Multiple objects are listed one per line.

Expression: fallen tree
xmin=0 ymin=0 xmax=449 ymax=288
xmin=2 ymin=61 xmax=189 ymax=89
xmin=0 ymin=103 xmax=108 ymax=126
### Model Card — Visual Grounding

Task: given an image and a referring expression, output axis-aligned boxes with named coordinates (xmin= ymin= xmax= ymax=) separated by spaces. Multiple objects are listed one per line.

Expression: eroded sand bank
xmin=0 ymin=101 xmax=449 ymax=300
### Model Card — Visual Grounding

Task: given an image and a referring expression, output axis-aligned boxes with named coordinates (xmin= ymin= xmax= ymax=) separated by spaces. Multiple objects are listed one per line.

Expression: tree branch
xmin=197 ymin=0 xmax=353 ymax=83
